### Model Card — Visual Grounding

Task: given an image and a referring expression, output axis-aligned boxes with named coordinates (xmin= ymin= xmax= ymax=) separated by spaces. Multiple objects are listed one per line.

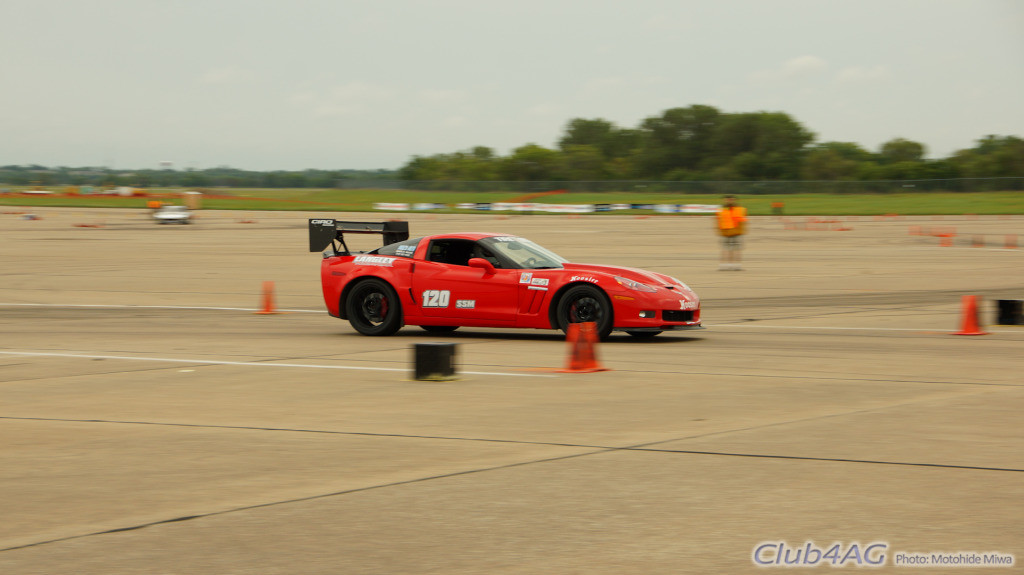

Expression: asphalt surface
xmin=1 ymin=207 xmax=1022 ymax=573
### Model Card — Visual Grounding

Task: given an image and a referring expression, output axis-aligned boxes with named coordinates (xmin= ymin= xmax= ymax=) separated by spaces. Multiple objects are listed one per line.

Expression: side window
xmin=470 ymin=242 xmax=503 ymax=269
xmin=427 ymin=239 xmax=476 ymax=266
xmin=376 ymin=237 xmax=422 ymax=258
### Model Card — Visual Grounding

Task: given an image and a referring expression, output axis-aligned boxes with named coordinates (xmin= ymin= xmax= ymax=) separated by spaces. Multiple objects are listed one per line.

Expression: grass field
xmin=1 ymin=187 xmax=1022 ymax=215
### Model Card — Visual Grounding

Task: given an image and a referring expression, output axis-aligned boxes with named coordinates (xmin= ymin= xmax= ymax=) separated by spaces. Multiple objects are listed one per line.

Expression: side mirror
xmin=468 ymin=257 xmax=496 ymax=275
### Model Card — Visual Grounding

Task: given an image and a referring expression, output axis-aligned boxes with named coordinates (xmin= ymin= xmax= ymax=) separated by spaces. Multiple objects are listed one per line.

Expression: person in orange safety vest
xmin=716 ymin=195 xmax=747 ymax=270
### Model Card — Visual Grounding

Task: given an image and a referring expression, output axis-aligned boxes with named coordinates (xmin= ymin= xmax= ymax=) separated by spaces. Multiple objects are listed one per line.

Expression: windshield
xmin=479 ymin=236 xmax=567 ymax=269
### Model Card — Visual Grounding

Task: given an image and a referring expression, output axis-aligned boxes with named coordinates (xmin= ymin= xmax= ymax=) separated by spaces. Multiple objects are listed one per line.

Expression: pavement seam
xmin=3 ymin=393 xmax=1021 ymax=473
xmin=0 ymin=447 xmax=610 ymax=554
xmin=3 ymin=410 xmax=1021 ymax=554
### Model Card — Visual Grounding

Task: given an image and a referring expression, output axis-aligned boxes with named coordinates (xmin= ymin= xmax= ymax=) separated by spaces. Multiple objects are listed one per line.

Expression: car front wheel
xmin=345 ymin=278 xmax=402 ymax=336
xmin=556 ymin=285 xmax=613 ymax=340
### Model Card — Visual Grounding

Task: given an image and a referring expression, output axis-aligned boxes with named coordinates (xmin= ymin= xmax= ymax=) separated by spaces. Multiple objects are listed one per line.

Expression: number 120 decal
xmin=422 ymin=289 xmax=451 ymax=308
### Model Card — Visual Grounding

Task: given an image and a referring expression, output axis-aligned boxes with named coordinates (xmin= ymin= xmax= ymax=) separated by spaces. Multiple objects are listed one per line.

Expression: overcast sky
xmin=2 ymin=0 xmax=1022 ymax=171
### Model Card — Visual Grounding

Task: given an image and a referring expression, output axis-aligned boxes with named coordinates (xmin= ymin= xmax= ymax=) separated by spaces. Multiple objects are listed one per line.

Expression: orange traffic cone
xmin=952 ymin=295 xmax=988 ymax=335
xmin=255 ymin=281 xmax=279 ymax=315
xmin=558 ymin=322 xmax=609 ymax=373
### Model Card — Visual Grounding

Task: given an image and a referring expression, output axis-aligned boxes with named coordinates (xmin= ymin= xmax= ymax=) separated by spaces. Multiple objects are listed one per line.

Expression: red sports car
xmin=309 ymin=219 xmax=701 ymax=339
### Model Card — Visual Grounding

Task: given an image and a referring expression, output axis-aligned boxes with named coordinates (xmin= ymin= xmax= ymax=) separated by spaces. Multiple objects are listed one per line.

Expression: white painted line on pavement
xmin=0 ymin=350 xmax=555 ymax=378
xmin=708 ymin=324 xmax=1021 ymax=334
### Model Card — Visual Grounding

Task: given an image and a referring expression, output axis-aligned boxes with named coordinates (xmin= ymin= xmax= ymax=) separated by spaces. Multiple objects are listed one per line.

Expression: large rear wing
xmin=308 ymin=219 xmax=410 ymax=255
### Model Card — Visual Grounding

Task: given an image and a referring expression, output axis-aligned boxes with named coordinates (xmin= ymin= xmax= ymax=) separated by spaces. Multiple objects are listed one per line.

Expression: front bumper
xmin=610 ymin=291 xmax=701 ymax=330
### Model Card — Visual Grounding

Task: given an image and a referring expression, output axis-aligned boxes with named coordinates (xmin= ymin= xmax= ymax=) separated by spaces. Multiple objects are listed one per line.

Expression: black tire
xmin=420 ymin=325 xmax=459 ymax=333
xmin=556 ymin=284 xmax=613 ymax=340
xmin=626 ymin=330 xmax=662 ymax=339
xmin=345 ymin=278 xmax=402 ymax=336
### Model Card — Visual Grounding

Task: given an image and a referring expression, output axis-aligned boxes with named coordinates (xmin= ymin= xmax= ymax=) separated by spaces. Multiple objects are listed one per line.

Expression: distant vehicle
xmin=153 ymin=204 xmax=192 ymax=224
xmin=309 ymin=220 xmax=702 ymax=339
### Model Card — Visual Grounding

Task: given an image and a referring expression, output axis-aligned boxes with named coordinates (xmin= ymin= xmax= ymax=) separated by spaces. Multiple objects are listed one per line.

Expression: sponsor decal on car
xmin=570 ymin=276 xmax=599 ymax=283
xmin=455 ymin=299 xmax=475 ymax=309
xmin=519 ymin=272 xmax=533 ymax=284
xmin=679 ymin=300 xmax=698 ymax=310
xmin=492 ymin=236 xmax=520 ymax=243
xmin=422 ymin=289 xmax=450 ymax=308
xmin=396 ymin=245 xmax=416 ymax=256
xmin=353 ymin=255 xmax=395 ymax=266
xmin=310 ymin=219 xmax=335 ymax=226
xmin=530 ymin=277 xmax=549 ymax=286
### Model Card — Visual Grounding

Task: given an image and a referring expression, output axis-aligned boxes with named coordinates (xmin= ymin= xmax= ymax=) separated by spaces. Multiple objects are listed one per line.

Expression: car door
xmin=411 ymin=239 xmax=518 ymax=323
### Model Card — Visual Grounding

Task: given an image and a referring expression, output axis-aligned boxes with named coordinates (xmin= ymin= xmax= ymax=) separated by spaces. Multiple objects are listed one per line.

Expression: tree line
xmin=398 ymin=105 xmax=1024 ymax=183
xmin=0 ymin=166 xmax=395 ymax=189
xmin=4 ymin=104 xmax=1022 ymax=190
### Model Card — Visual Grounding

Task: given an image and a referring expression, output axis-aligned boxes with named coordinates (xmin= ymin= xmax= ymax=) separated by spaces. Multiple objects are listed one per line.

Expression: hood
xmin=562 ymin=262 xmax=697 ymax=296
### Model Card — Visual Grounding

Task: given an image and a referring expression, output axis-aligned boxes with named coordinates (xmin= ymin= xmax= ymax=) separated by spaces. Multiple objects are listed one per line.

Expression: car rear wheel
xmin=345 ymin=278 xmax=402 ymax=336
xmin=420 ymin=325 xmax=459 ymax=333
xmin=556 ymin=285 xmax=613 ymax=340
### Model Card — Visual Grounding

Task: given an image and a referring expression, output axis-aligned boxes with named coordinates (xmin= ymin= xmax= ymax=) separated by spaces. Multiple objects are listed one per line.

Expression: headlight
xmin=614 ymin=276 xmax=657 ymax=292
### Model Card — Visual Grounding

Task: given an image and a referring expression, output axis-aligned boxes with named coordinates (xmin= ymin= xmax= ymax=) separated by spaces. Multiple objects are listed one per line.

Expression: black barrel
xmin=413 ymin=343 xmax=457 ymax=381
xmin=996 ymin=300 xmax=1023 ymax=325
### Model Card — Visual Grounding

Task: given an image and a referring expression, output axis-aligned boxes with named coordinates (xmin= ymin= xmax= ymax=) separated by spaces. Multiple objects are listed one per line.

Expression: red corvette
xmin=309 ymin=220 xmax=701 ymax=339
